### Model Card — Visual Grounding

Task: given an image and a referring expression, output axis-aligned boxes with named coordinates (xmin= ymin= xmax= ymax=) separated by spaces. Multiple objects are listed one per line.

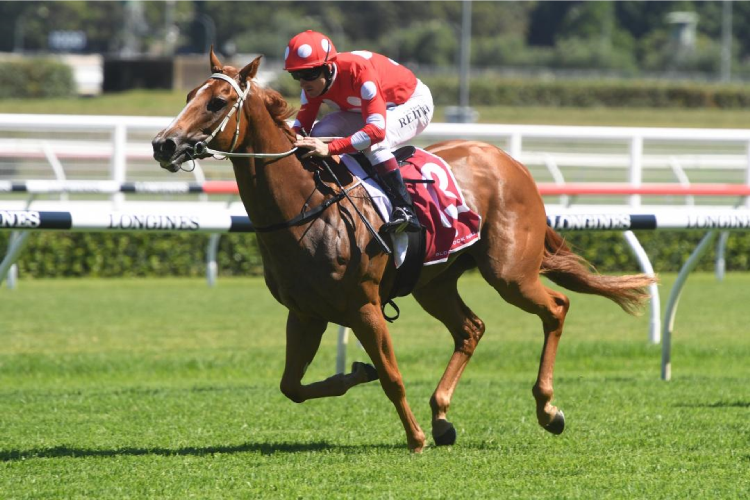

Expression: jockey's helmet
xmin=284 ymin=30 xmax=337 ymax=72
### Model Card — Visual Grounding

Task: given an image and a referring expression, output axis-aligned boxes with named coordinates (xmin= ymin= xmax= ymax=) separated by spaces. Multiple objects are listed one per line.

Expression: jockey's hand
xmin=294 ymin=137 xmax=330 ymax=158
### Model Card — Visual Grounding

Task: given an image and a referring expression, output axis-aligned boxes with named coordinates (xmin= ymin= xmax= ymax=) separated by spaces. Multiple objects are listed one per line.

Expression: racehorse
xmin=152 ymin=51 xmax=655 ymax=452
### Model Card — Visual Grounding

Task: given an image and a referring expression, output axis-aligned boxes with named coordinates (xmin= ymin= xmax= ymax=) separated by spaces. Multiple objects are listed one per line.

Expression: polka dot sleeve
xmin=327 ymin=64 xmax=387 ymax=156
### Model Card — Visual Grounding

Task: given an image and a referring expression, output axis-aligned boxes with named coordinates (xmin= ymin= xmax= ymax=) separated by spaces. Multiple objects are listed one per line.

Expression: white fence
xmin=3 ymin=114 xmax=750 ymax=201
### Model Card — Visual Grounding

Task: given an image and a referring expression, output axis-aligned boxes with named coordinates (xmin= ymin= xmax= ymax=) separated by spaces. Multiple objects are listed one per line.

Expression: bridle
xmin=185 ymin=73 xmax=298 ymax=170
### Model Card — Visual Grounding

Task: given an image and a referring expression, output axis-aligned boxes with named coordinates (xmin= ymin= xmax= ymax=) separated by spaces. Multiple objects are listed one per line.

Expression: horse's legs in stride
xmin=412 ymin=270 xmax=485 ymax=446
xmin=279 ymin=312 xmax=376 ymax=403
xmin=352 ymin=304 xmax=426 ymax=452
xmin=478 ymin=265 xmax=570 ymax=433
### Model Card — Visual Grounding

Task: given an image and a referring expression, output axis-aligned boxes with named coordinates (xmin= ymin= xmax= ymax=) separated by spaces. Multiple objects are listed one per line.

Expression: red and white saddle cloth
xmin=341 ymin=147 xmax=482 ymax=266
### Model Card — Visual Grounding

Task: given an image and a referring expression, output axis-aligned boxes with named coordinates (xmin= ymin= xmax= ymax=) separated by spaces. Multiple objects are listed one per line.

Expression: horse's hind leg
xmin=477 ymin=261 xmax=570 ymax=434
xmin=412 ymin=269 xmax=485 ymax=446
xmin=527 ymin=282 xmax=570 ymax=434
xmin=480 ymin=264 xmax=570 ymax=434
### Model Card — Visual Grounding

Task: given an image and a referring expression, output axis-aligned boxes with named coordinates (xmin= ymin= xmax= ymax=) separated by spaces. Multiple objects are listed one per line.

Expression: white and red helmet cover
xmin=284 ymin=30 xmax=337 ymax=71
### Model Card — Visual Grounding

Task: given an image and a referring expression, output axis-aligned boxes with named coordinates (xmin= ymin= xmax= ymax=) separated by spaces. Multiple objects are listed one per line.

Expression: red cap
xmin=284 ymin=30 xmax=337 ymax=71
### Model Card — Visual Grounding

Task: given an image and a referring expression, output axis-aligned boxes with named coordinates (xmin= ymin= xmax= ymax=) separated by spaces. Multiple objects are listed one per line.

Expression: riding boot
xmin=377 ymin=167 xmax=421 ymax=234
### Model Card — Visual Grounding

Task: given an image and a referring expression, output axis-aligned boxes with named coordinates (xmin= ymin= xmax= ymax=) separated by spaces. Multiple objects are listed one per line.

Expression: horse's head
xmin=152 ymin=48 xmax=261 ymax=172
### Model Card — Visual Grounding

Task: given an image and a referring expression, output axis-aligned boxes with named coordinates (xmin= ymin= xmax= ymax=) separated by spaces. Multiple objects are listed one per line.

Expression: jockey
xmin=285 ymin=30 xmax=434 ymax=234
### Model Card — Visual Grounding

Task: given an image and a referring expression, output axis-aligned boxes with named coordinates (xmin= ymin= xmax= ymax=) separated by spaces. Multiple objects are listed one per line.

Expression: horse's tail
xmin=540 ymin=226 xmax=656 ymax=315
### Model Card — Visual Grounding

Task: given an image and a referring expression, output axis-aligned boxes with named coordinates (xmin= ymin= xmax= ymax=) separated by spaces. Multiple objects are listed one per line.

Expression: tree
xmin=191 ymin=2 xmax=293 ymax=56
xmin=0 ymin=1 xmax=173 ymax=55
xmin=528 ymin=1 xmax=575 ymax=47
xmin=6 ymin=1 xmax=750 ymax=80
xmin=386 ymin=20 xmax=457 ymax=67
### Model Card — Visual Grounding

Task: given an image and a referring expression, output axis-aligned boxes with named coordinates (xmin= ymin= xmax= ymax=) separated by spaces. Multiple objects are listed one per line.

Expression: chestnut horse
xmin=152 ymin=52 xmax=654 ymax=452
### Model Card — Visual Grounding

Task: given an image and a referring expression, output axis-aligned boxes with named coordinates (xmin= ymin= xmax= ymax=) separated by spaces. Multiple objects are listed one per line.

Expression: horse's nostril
xmin=152 ymin=138 xmax=177 ymax=159
xmin=162 ymin=139 xmax=177 ymax=155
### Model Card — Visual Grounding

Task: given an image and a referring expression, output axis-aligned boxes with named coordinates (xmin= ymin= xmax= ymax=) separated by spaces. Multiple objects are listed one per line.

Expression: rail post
xmin=111 ymin=124 xmax=127 ymax=210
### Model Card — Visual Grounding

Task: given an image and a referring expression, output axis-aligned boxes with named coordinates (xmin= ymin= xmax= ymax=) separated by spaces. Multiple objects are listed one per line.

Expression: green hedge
xmin=2 ymin=230 xmax=749 ymax=279
xmin=563 ymin=231 xmax=750 ymax=273
xmin=0 ymin=232 xmax=263 ymax=279
xmin=0 ymin=59 xmax=76 ymax=99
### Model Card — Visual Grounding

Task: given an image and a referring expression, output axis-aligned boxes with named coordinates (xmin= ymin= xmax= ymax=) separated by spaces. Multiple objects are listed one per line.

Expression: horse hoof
xmin=544 ymin=410 xmax=565 ymax=435
xmin=351 ymin=362 xmax=378 ymax=382
xmin=432 ymin=421 xmax=457 ymax=446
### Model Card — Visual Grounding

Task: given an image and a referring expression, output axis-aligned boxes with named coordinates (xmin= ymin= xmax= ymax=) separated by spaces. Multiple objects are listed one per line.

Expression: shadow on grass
xmin=0 ymin=441 xmax=403 ymax=462
xmin=675 ymin=401 xmax=750 ymax=409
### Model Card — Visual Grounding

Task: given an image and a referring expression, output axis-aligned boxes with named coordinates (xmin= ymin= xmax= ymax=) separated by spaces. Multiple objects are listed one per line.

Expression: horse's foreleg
xmin=352 ymin=304 xmax=426 ymax=452
xmin=279 ymin=312 xmax=376 ymax=403
xmin=413 ymin=277 xmax=485 ymax=446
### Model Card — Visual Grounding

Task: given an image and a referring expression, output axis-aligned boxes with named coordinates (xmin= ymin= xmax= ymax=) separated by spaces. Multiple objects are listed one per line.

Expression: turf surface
xmin=0 ymin=274 xmax=748 ymax=498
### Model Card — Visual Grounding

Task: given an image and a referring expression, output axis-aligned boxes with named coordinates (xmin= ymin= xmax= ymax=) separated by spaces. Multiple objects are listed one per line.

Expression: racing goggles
xmin=290 ymin=66 xmax=325 ymax=81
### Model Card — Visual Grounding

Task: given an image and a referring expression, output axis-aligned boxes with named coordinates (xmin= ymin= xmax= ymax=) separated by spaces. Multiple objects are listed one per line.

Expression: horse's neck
xmin=232 ymin=99 xmax=318 ymax=229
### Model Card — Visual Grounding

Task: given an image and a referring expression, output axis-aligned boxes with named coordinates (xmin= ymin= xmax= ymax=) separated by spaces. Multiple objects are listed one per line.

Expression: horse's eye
xmin=208 ymin=98 xmax=226 ymax=112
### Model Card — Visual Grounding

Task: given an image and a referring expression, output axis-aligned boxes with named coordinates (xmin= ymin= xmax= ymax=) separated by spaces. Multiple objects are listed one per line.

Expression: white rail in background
xmin=3 ymin=114 xmax=750 ymax=187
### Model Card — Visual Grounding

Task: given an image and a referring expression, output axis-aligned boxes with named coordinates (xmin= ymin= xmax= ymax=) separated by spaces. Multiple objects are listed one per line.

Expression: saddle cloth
xmin=341 ymin=147 xmax=482 ymax=266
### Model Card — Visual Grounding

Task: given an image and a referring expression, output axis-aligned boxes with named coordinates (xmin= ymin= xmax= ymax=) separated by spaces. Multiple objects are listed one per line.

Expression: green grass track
xmin=1 ymin=274 xmax=748 ymax=498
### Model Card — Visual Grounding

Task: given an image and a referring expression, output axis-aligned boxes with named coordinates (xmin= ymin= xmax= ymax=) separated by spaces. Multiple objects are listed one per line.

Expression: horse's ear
xmin=239 ymin=55 xmax=263 ymax=85
xmin=209 ymin=45 xmax=223 ymax=74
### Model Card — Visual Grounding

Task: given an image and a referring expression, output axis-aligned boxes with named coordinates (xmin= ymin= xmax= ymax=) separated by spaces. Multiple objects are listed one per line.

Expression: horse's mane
xmin=255 ymin=83 xmax=297 ymax=141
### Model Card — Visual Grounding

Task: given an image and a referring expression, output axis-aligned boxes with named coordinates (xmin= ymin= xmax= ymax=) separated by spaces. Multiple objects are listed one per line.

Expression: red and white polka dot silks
xmin=293 ymin=51 xmax=418 ymax=156
xmin=284 ymin=30 xmax=337 ymax=71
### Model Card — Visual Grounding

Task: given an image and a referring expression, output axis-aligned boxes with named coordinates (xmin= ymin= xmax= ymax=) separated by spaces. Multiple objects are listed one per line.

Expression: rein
xmin=252 ymin=179 xmax=360 ymax=232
